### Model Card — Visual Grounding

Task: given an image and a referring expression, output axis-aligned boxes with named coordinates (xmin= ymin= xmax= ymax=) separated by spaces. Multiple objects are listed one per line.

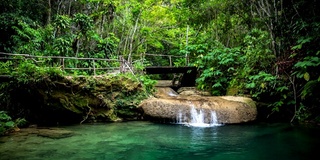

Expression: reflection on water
xmin=0 ymin=121 xmax=319 ymax=160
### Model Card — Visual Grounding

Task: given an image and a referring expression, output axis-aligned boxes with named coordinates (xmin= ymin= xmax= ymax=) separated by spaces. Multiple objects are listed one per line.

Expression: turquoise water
xmin=0 ymin=121 xmax=319 ymax=160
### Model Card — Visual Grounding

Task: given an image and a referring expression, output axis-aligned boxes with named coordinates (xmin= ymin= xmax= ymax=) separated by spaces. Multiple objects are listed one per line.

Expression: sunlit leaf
xmin=260 ymin=83 xmax=265 ymax=88
xmin=212 ymin=82 xmax=222 ymax=88
xmin=303 ymin=72 xmax=310 ymax=81
xmin=5 ymin=121 xmax=15 ymax=127
xmin=283 ymin=94 xmax=287 ymax=99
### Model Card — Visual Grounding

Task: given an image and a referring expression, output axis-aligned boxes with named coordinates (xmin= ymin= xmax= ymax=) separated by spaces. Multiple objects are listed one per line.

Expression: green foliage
xmin=230 ymin=29 xmax=276 ymax=97
xmin=300 ymin=80 xmax=318 ymax=100
xmin=93 ymin=33 xmax=120 ymax=57
xmin=173 ymin=58 xmax=187 ymax=67
xmin=132 ymin=60 xmax=146 ymax=73
xmin=179 ymin=44 xmax=208 ymax=64
xmin=293 ymin=56 xmax=320 ymax=79
xmin=242 ymin=29 xmax=275 ymax=73
xmin=73 ymin=13 xmax=94 ymax=35
xmin=271 ymin=0 xmax=320 ymax=122
xmin=194 ymin=43 xmax=241 ymax=95
xmin=10 ymin=60 xmax=64 ymax=84
xmin=54 ymin=15 xmax=72 ymax=33
xmin=12 ymin=21 xmax=45 ymax=55
xmin=193 ymin=28 xmax=280 ymax=109
xmin=52 ymin=36 xmax=74 ymax=56
xmin=288 ymin=21 xmax=320 ymax=122
xmin=0 ymin=111 xmax=14 ymax=135
xmin=244 ymin=72 xmax=276 ymax=99
xmin=15 ymin=118 xmax=28 ymax=128
xmin=0 ymin=59 xmax=65 ymax=87
xmin=138 ymin=75 xmax=157 ymax=94
xmin=0 ymin=61 xmax=13 ymax=75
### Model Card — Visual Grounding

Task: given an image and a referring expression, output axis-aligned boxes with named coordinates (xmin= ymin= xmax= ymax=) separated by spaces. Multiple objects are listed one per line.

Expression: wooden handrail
xmin=0 ymin=52 xmax=119 ymax=61
xmin=0 ymin=52 xmax=189 ymax=74
xmin=0 ymin=52 xmax=125 ymax=75
xmin=139 ymin=53 xmax=188 ymax=67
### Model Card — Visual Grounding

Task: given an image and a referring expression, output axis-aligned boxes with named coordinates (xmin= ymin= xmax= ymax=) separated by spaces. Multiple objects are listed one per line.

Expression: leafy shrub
xmin=0 ymin=111 xmax=28 ymax=135
xmin=139 ymin=75 xmax=157 ymax=94
xmin=194 ymin=43 xmax=241 ymax=95
xmin=0 ymin=111 xmax=15 ymax=135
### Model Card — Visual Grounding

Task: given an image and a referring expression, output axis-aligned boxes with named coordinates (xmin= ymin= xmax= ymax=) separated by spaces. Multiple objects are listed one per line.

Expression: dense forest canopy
xmin=0 ymin=0 xmax=320 ymax=123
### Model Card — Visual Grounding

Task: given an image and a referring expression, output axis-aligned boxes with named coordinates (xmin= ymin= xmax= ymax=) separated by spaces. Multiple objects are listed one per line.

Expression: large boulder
xmin=140 ymin=87 xmax=257 ymax=124
xmin=1 ymin=74 xmax=146 ymax=125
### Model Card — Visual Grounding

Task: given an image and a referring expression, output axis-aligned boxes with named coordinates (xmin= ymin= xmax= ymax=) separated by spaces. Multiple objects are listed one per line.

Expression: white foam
xmin=175 ymin=105 xmax=222 ymax=128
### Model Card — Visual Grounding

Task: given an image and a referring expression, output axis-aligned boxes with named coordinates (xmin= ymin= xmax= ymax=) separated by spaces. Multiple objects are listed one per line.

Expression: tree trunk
xmin=57 ymin=0 xmax=62 ymax=14
xmin=128 ymin=16 xmax=140 ymax=63
xmin=47 ymin=0 xmax=51 ymax=25
xmin=68 ymin=0 xmax=72 ymax=15
xmin=252 ymin=0 xmax=282 ymax=56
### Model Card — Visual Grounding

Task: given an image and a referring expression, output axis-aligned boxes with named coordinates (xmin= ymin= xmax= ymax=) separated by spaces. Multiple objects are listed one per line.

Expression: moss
xmin=226 ymin=87 xmax=239 ymax=96
xmin=61 ymin=75 xmax=147 ymax=121
xmin=0 ymin=72 xmax=150 ymax=125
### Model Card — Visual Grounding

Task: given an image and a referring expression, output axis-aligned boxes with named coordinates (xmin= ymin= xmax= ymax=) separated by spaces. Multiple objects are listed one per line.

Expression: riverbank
xmin=0 ymin=67 xmax=152 ymax=127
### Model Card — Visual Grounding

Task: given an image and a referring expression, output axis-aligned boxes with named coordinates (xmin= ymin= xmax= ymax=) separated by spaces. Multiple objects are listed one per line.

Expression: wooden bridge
xmin=0 ymin=52 xmax=197 ymax=87
xmin=145 ymin=66 xmax=197 ymax=87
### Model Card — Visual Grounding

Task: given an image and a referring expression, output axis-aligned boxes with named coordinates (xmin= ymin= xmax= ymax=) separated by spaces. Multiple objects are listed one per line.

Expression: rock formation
xmin=140 ymin=87 xmax=257 ymax=124
xmin=1 ymin=74 xmax=147 ymax=125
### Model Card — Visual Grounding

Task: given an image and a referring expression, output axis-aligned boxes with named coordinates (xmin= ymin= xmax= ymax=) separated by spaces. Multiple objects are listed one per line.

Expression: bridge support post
xmin=61 ymin=58 xmax=65 ymax=71
xmin=92 ymin=60 xmax=96 ymax=75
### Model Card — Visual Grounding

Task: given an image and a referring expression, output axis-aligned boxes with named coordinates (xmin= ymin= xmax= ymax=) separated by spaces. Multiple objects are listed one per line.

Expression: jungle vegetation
xmin=0 ymin=0 xmax=319 ymax=132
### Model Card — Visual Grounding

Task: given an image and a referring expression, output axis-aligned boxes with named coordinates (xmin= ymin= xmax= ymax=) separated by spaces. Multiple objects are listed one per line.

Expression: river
xmin=0 ymin=121 xmax=319 ymax=160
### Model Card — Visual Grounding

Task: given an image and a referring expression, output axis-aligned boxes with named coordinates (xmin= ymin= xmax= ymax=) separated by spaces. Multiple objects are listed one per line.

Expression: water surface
xmin=0 ymin=121 xmax=319 ymax=160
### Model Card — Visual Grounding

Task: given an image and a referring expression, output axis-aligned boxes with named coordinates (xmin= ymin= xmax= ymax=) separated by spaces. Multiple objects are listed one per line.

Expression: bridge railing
xmin=133 ymin=53 xmax=187 ymax=67
xmin=0 ymin=52 xmax=189 ymax=76
xmin=0 ymin=52 xmax=132 ymax=75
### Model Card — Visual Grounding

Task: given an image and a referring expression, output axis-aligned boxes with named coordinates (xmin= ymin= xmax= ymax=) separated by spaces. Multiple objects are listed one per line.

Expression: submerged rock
xmin=6 ymin=127 xmax=74 ymax=139
xmin=36 ymin=128 xmax=74 ymax=139
xmin=140 ymin=87 xmax=257 ymax=124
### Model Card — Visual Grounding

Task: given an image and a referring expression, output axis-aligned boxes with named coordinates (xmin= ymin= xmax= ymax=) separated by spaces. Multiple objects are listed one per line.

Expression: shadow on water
xmin=0 ymin=121 xmax=319 ymax=160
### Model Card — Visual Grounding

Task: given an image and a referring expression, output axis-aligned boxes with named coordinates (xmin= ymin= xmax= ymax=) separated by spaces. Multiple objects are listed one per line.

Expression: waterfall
xmin=210 ymin=111 xmax=218 ymax=124
xmin=190 ymin=107 xmax=205 ymax=124
xmin=175 ymin=106 xmax=221 ymax=127
xmin=176 ymin=111 xmax=183 ymax=124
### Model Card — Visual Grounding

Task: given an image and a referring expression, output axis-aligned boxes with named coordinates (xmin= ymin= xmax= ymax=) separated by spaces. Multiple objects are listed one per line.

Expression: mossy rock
xmin=1 ymin=74 xmax=148 ymax=125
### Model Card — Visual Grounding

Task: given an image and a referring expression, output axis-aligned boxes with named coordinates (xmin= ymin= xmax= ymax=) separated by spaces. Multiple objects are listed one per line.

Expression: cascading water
xmin=210 ymin=110 xmax=218 ymax=124
xmin=190 ymin=107 xmax=205 ymax=124
xmin=176 ymin=111 xmax=183 ymax=124
xmin=188 ymin=106 xmax=221 ymax=127
xmin=175 ymin=105 xmax=221 ymax=127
